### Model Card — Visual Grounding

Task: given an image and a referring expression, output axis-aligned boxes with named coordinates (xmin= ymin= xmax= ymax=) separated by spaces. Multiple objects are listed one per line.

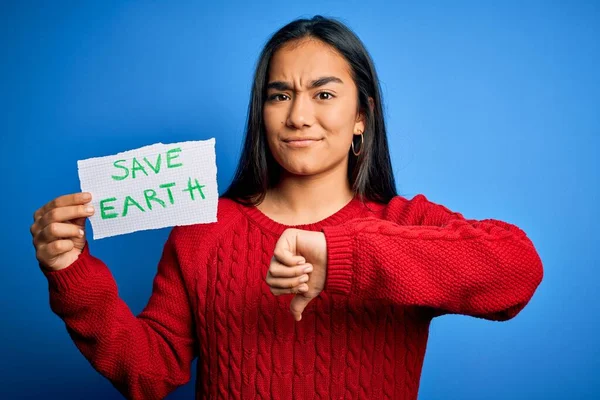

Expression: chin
xmin=274 ymin=156 xmax=320 ymax=176
xmin=271 ymin=148 xmax=345 ymax=177
xmin=282 ymin=164 xmax=320 ymax=176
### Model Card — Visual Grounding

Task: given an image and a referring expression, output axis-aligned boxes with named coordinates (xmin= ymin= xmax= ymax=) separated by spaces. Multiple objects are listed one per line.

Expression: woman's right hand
xmin=30 ymin=192 xmax=95 ymax=272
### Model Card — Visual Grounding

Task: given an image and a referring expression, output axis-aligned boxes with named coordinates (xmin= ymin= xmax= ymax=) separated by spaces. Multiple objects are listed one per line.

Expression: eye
xmin=268 ymin=93 xmax=289 ymax=102
xmin=317 ymin=92 xmax=335 ymax=100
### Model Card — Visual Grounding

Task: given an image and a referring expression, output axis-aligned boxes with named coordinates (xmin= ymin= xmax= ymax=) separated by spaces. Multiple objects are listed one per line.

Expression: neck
xmin=260 ymin=163 xmax=355 ymax=225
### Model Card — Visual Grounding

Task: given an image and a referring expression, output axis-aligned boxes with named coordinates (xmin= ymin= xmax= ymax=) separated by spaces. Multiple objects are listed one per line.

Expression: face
xmin=263 ymin=38 xmax=366 ymax=178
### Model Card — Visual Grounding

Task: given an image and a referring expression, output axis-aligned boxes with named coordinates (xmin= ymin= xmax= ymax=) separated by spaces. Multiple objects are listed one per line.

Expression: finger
xmin=29 ymin=221 xmax=38 ymax=237
xmin=273 ymin=246 xmax=305 ymax=267
xmin=71 ymin=217 xmax=88 ymax=229
xmin=34 ymin=192 xmax=92 ymax=222
xmin=38 ymin=240 xmax=75 ymax=259
xmin=266 ymin=273 xmax=310 ymax=290
xmin=269 ymin=259 xmax=313 ymax=278
xmin=270 ymin=284 xmax=309 ymax=296
xmin=39 ymin=204 xmax=95 ymax=231
xmin=34 ymin=222 xmax=84 ymax=247
xmin=290 ymin=294 xmax=312 ymax=321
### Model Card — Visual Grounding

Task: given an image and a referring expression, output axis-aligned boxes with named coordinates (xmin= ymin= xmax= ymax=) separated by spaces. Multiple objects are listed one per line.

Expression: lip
xmin=282 ymin=137 xmax=322 ymax=148
xmin=283 ymin=138 xmax=321 ymax=148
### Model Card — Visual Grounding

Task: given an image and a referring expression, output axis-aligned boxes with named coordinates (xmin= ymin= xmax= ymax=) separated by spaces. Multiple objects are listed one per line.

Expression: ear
xmin=354 ymin=96 xmax=374 ymax=135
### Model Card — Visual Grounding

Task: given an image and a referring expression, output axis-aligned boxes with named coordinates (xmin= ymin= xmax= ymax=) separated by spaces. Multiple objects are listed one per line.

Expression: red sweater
xmin=43 ymin=194 xmax=543 ymax=399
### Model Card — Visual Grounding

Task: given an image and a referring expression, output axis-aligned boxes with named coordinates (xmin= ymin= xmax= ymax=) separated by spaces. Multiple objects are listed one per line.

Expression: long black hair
xmin=222 ymin=15 xmax=397 ymax=205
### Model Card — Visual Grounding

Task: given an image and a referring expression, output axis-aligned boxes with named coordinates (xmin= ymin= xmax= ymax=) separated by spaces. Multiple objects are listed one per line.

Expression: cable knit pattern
xmin=313 ymin=292 xmax=331 ymax=400
xmin=382 ymin=305 xmax=396 ymax=400
xmin=42 ymin=194 xmax=543 ymax=399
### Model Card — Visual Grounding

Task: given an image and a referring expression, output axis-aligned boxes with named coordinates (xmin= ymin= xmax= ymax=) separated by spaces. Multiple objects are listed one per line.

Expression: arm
xmin=322 ymin=194 xmax=544 ymax=321
xmin=43 ymin=227 xmax=198 ymax=399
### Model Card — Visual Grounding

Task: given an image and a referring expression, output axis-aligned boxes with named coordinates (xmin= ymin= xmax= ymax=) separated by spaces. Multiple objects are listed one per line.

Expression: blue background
xmin=2 ymin=1 xmax=598 ymax=399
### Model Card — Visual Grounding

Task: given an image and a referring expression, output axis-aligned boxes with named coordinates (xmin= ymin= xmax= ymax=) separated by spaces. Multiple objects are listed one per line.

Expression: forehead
xmin=268 ymin=38 xmax=352 ymax=83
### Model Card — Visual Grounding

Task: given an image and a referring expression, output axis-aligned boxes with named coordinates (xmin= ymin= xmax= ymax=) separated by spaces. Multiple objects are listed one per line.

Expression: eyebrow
xmin=266 ymin=76 xmax=344 ymax=91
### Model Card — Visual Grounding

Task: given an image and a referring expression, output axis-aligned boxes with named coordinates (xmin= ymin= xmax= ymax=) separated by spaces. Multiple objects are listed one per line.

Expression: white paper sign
xmin=77 ymin=138 xmax=218 ymax=239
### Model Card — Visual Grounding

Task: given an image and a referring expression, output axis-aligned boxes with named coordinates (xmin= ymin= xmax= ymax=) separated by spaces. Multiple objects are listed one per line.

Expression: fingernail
xmin=299 ymin=275 xmax=308 ymax=283
xmin=79 ymin=229 xmax=84 ymax=237
xmin=297 ymin=258 xmax=305 ymax=265
xmin=85 ymin=206 xmax=94 ymax=214
xmin=303 ymin=266 xmax=313 ymax=273
xmin=82 ymin=193 xmax=91 ymax=200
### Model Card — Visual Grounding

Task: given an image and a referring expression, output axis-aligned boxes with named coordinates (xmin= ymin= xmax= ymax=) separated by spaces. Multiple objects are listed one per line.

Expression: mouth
xmin=282 ymin=137 xmax=323 ymax=148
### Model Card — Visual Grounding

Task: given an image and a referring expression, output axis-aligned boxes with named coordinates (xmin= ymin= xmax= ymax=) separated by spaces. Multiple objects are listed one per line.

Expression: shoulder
xmin=366 ymin=193 xmax=425 ymax=214
xmin=377 ymin=193 xmax=461 ymax=224
xmin=168 ymin=197 xmax=245 ymax=250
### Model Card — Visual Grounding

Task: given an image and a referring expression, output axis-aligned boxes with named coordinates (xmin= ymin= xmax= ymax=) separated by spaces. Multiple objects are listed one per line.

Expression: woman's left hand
xmin=266 ymin=228 xmax=327 ymax=321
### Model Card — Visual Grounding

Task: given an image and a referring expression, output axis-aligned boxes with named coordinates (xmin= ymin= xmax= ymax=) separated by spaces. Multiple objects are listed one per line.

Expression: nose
xmin=286 ymin=93 xmax=314 ymax=129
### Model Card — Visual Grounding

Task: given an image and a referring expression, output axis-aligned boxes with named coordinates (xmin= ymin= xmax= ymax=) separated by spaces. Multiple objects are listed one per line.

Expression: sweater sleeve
xmin=42 ymin=227 xmax=198 ymax=399
xmin=321 ymin=194 xmax=544 ymax=321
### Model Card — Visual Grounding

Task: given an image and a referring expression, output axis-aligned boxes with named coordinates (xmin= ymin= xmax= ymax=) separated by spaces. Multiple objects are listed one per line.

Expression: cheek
xmin=263 ymin=104 xmax=287 ymax=123
xmin=317 ymin=100 xmax=356 ymax=134
xmin=318 ymin=118 xmax=354 ymax=152
xmin=263 ymin=107 xmax=283 ymax=144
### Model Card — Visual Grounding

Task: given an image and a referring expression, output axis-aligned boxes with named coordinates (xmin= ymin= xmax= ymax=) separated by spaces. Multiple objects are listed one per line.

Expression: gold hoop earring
xmin=352 ymin=131 xmax=364 ymax=156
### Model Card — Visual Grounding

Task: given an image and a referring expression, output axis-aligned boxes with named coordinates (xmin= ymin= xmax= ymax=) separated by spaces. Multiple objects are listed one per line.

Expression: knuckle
xmin=32 ymin=231 xmax=41 ymax=248
xmin=273 ymin=248 xmax=284 ymax=260
xmin=35 ymin=248 xmax=44 ymax=262
xmin=48 ymin=241 xmax=60 ymax=253
xmin=38 ymin=213 xmax=47 ymax=227
xmin=48 ymin=223 xmax=59 ymax=237
xmin=50 ymin=240 xmax=70 ymax=254
xmin=39 ymin=213 xmax=48 ymax=227
xmin=269 ymin=265 xmax=280 ymax=277
xmin=48 ymin=208 xmax=60 ymax=222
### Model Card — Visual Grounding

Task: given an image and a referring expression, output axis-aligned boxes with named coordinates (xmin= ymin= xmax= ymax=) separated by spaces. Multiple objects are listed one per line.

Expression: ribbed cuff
xmin=322 ymin=225 xmax=355 ymax=296
xmin=42 ymin=243 xmax=98 ymax=292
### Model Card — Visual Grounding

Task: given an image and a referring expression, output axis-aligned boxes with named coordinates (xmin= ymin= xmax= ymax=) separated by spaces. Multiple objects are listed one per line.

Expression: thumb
xmin=290 ymin=294 xmax=311 ymax=321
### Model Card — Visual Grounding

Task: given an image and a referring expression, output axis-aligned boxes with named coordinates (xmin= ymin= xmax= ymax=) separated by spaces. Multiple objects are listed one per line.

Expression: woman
xmin=30 ymin=15 xmax=544 ymax=400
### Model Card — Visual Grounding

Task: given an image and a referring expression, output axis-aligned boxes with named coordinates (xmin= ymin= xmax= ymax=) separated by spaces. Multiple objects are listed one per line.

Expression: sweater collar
xmin=237 ymin=195 xmax=366 ymax=236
